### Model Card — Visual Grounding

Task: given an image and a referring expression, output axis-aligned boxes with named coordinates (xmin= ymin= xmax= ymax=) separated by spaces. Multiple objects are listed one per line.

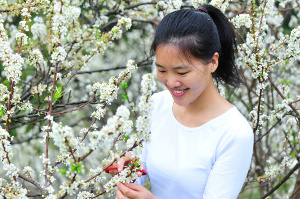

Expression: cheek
xmin=156 ymin=73 xmax=165 ymax=84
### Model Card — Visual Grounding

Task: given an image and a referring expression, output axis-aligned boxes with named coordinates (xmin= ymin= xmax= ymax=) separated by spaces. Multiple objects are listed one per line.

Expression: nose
xmin=164 ymin=76 xmax=182 ymax=88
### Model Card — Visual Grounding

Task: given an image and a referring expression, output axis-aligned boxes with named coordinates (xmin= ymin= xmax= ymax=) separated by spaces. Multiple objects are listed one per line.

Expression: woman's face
xmin=155 ymin=45 xmax=218 ymax=107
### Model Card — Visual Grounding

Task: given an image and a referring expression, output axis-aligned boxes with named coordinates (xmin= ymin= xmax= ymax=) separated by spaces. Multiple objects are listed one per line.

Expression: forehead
xmin=155 ymin=45 xmax=203 ymax=69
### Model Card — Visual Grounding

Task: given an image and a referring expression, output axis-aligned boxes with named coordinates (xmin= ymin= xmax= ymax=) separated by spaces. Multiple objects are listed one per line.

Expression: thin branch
xmin=254 ymin=115 xmax=285 ymax=144
xmin=261 ymin=161 xmax=300 ymax=199
xmin=268 ymin=76 xmax=300 ymax=120
xmin=19 ymin=174 xmax=45 ymax=195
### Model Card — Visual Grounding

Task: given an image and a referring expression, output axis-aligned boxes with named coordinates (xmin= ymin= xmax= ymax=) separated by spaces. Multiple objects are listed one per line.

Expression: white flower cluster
xmin=23 ymin=166 xmax=34 ymax=176
xmin=118 ymin=60 xmax=137 ymax=81
xmin=117 ymin=17 xmax=132 ymax=30
xmin=93 ymin=16 xmax=109 ymax=28
xmin=31 ymin=84 xmax=47 ymax=96
xmin=91 ymin=104 xmax=106 ymax=120
xmin=92 ymin=60 xmax=137 ymax=109
xmin=0 ymin=178 xmax=27 ymax=199
xmin=278 ymin=0 xmax=293 ymax=8
xmin=89 ymin=105 xmax=132 ymax=151
xmin=0 ymin=0 xmax=7 ymax=7
xmin=263 ymin=0 xmax=283 ymax=28
xmin=210 ymin=0 xmax=229 ymax=12
xmin=64 ymin=5 xmax=81 ymax=21
xmin=285 ymin=26 xmax=300 ymax=62
xmin=259 ymin=154 xmax=293 ymax=183
xmin=19 ymin=20 xmax=29 ymax=31
xmin=15 ymin=32 xmax=28 ymax=45
xmin=280 ymin=156 xmax=291 ymax=170
xmin=4 ymin=53 xmax=24 ymax=84
xmin=128 ymin=74 xmax=156 ymax=152
xmin=192 ymin=0 xmax=206 ymax=8
xmin=0 ymin=84 xmax=9 ymax=103
xmin=31 ymin=16 xmax=47 ymax=40
xmin=21 ymin=8 xmax=31 ymax=18
xmin=0 ymin=20 xmax=24 ymax=84
xmin=51 ymin=121 xmax=79 ymax=156
xmin=77 ymin=191 xmax=95 ymax=198
xmin=104 ymin=165 xmax=140 ymax=196
xmin=94 ymin=17 xmax=132 ymax=54
xmin=230 ymin=14 xmax=251 ymax=28
xmin=27 ymin=49 xmax=45 ymax=67
xmin=51 ymin=46 xmax=67 ymax=64
xmin=18 ymin=101 xmax=33 ymax=113
xmin=157 ymin=0 xmax=182 ymax=14
xmin=0 ymin=127 xmax=20 ymax=182
xmin=52 ymin=3 xmax=81 ymax=43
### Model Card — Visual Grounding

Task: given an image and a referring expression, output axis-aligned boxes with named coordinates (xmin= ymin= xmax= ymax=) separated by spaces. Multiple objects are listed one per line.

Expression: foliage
xmin=0 ymin=0 xmax=299 ymax=198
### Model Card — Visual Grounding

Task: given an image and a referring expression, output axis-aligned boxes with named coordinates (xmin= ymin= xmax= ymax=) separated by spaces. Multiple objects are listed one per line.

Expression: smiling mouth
xmin=171 ymin=88 xmax=189 ymax=97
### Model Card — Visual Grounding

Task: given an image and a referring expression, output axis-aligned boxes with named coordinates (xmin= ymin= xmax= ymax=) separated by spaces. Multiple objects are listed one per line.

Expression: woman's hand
xmin=116 ymin=183 xmax=157 ymax=199
xmin=108 ymin=156 xmax=131 ymax=177
xmin=108 ymin=157 xmax=144 ymax=177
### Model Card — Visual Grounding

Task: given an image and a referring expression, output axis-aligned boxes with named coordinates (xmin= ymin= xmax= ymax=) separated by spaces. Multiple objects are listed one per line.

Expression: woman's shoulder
xmin=220 ymin=107 xmax=253 ymax=141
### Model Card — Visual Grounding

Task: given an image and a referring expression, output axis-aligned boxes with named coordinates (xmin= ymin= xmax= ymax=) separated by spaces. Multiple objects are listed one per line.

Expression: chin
xmin=173 ymin=99 xmax=189 ymax=107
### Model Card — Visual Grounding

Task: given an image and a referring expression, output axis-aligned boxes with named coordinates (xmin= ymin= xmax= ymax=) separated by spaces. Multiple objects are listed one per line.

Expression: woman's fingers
xmin=108 ymin=169 xmax=118 ymax=177
xmin=117 ymin=183 xmax=139 ymax=198
xmin=117 ymin=157 xmax=131 ymax=172
xmin=115 ymin=189 xmax=127 ymax=199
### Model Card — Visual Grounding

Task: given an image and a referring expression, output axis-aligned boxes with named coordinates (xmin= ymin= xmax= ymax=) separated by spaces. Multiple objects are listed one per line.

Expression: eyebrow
xmin=155 ymin=62 xmax=188 ymax=70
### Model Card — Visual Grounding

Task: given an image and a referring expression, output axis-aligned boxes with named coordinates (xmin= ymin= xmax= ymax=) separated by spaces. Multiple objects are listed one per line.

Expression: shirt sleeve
xmin=203 ymin=127 xmax=254 ymax=199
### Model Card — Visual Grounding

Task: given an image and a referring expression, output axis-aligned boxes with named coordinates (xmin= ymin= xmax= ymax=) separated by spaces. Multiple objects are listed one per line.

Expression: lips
xmin=170 ymin=88 xmax=189 ymax=97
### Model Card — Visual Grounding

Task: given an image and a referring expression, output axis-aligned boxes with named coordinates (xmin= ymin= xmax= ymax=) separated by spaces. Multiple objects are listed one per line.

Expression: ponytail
xmin=202 ymin=4 xmax=240 ymax=87
xmin=151 ymin=4 xmax=240 ymax=87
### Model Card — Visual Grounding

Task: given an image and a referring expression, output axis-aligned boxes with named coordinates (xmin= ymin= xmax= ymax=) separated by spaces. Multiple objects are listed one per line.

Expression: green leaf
xmin=124 ymin=135 xmax=129 ymax=140
xmin=0 ymin=109 xmax=5 ymax=117
xmin=120 ymin=82 xmax=128 ymax=90
xmin=77 ymin=168 xmax=82 ymax=173
xmin=291 ymin=151 xmax=296 ymax=159
xmin=122 ymin=93 xmax=129 ymax=101
xmin=71 ymin=164 xmax=76 ymax=172
xmin=59 ymin=169 xmax=67 ymax=174
xmin=3 ymin=80 xmax=9 ymax=87
xmin=286 ymin=78 xmax=290 ymax=85
xmin=53 ymin=86 xmax=64 ymax=102
xmin=77 ymin=162 xmax=83 ymax=168
xmin=134 ymin=161 xmax=139 ymax=167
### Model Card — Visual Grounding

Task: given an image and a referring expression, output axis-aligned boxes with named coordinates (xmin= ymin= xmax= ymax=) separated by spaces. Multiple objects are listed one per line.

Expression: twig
xmin=19 ymin=174 xmax=45 ymax=195
xmin=254 ymin=115 xmax=285 ymax=144
xmin=260 ymin=161 xmax=300 ymax=199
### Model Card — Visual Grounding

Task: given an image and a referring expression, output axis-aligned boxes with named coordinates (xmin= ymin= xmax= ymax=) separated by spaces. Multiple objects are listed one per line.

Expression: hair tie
xmin=198 ymin=7 xmax=208 ymax=14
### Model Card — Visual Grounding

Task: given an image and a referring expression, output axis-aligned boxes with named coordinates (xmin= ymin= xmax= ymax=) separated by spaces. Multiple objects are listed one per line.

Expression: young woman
xmin=113 ymin=4 xmax=254 ymax=199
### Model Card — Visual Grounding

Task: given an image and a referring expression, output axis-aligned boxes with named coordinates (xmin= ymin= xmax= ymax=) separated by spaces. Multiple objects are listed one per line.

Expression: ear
xmin=210 ymin=52 xmax=219 ymax=73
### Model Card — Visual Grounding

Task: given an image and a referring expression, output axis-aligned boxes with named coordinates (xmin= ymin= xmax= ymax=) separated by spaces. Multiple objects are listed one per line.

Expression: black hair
xmin=151 ymin=4 xmax=240 ymax=87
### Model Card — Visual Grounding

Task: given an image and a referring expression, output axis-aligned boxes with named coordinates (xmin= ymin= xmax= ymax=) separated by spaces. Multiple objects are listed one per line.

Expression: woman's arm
xmin=203 ymin=128 xmax=254 ymax=199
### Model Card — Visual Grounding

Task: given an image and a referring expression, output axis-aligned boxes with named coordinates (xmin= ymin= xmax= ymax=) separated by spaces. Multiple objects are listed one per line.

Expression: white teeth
xmin=173 ymin=90 xmax=184 ymax=94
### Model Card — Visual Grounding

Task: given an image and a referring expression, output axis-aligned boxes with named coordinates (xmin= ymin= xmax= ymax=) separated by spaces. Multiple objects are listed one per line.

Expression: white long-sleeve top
xmin=136 ymin=90 xmax=253 ymax=199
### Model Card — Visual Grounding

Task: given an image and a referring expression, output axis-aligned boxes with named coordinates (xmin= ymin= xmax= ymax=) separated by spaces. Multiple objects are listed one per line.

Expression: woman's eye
xmin=158 ymin=70 xmax=166 ymax=73
xmin=178 ymin=72 xmax=188 ymax=75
